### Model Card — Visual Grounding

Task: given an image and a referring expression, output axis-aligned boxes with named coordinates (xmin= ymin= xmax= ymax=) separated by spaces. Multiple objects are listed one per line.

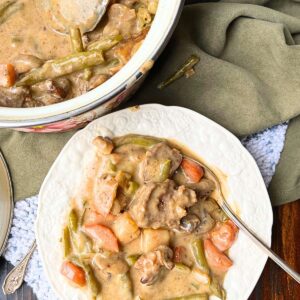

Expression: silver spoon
xmin=194 ymin=158 xmax=300 ymax=284
xmin=2 ymin=241 xmax=37 ymax=295
xmin=35 ymin=0 xmax=110 ymax=34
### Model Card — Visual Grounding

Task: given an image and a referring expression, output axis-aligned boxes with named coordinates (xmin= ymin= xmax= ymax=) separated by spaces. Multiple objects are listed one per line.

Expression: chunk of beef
xmin=141 ymin=142 xmax=182 ymax=183
xmin=135 ymin=245 xmax=174 ymax=285
xmin=93 ymin=175 xmax=118 ymax=216
xmin=129 ymin=179 xmax=197 ymax=229
xmin=30 ymin=78 xmax=71 ymax=105
xmin=103 ymin=4 xmax=137 ymax=39
xmin=173 ymin=171 xmax=215 ymax=198
xmin=0 ymin=87 xmax=30 ymax=107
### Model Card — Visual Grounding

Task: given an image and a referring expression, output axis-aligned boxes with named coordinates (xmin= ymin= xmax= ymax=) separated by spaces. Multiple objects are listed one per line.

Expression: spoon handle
xmin=2 ymin=240 xmax=37 ymax=295
xmin=222 ymin=202 xmax=300 ymax=284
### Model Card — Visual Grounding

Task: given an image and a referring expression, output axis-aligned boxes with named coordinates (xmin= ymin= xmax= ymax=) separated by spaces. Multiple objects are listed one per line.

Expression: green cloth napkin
xmin=1 ymin=0 xmax=300 ymax=206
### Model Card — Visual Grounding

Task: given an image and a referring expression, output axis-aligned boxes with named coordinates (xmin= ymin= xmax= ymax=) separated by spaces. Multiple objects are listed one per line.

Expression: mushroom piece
xmin=134 ymin=245 xmax=174 ymax=285
xmin=194 ymin=212 xmax=215 ymax=235
xmin=13 ymin=54 xmax=43 ymax=74
xmin=93 ymin=136 xmax=114 ymax=155
xmin=180 ymin=212 xmax=215 ymax=235
xmin=180 ymin=214 xmax=200 ymax=233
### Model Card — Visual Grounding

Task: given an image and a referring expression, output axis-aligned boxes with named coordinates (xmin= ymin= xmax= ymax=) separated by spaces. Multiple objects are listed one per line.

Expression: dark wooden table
xmin=0 ymin=200 xmax=299 ymax=300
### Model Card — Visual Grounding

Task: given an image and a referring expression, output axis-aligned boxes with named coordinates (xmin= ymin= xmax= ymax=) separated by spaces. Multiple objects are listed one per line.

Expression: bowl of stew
xmin=0 ymin=0 xmax=184 ymax=132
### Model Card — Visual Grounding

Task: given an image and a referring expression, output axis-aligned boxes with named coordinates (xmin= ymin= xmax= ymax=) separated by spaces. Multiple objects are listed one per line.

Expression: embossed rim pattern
xmin=36 ymin=104 xmax=273 ymax=300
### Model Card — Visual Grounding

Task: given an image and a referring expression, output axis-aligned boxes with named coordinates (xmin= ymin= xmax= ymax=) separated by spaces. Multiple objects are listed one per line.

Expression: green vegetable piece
xmin=69 ymin=209 xmax=78 ymax=232
xmin=174 ymin=263 xmax=191 ymax=273
xmin=164 ymin=294 xmax=208 ymax=300
xmin=210 ymin=277 xmax=226 ymax=300
xmin=125 ymin=181 xmax=139 ymax=196
xmin=93 ymin=58 xmax=120 ymax=76
xmin=118 ymin=273 xmax=133 ymax=300
xmin=82 ymin=262 xmax=101 ymax=297
xmin=160 ymin=159 xmax=171 ymax=181
xmin=0 ymin=1 xmax=24 ymax=25
xmin=191 ymin=240 xmax=209 ymax=274
xmin=158 ymin=55 xmax=200 ymax=90
xmin=114 ymin=134 xmax=163 ymax=148
xmin=69 ymin=27 xmax=84 ymax=53
xmin=16 ymin=51 xmax=104 ymax=86
xmin=63 ymin=226 xmax=72 ymax=258
xmin=107 ymin=160 xmax=117 ymax=173
xmin=125 ymin=254 xmax=140 ymax=266
xmin=87 ymin=35 xmax=123 ymax=52
xmin=84 ymin=68 xmax=93 ymax=80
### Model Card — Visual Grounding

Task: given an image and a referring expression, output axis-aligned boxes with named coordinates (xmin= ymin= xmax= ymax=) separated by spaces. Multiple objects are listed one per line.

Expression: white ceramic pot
xmin=0 ymin=0 xmax=184 ymax=132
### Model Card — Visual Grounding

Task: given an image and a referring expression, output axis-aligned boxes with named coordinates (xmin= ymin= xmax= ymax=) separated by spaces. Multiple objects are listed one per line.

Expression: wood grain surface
xmin=0 ymin=200 xmax=299 ymax=300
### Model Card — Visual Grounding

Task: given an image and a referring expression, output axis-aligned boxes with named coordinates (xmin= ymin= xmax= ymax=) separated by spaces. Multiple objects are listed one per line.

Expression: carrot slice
xmin=181 ymin=158 xmax=204 ymax=183
xmin=204 ymin=239 xmax=233 ymax=274
xmin=0 ymin=64 xmax=16 ymax=88
xmin=83 ymin=224 xmax=119 ymax=252
xmin=84 ymin=209 xmax=117 ymax=227
xmin=60 ymin=261 xmax=86 ymax=286
xmin=210 ymin=220 xmax=238 ymax=251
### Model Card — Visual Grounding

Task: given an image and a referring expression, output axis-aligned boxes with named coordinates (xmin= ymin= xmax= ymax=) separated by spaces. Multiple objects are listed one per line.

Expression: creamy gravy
xmin=61 ymin=135 xmax=237 ymax=300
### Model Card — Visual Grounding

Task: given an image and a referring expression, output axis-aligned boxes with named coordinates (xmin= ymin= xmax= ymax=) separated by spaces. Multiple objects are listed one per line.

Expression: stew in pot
xmin=0 ymin=0 xmax=157 ymax=107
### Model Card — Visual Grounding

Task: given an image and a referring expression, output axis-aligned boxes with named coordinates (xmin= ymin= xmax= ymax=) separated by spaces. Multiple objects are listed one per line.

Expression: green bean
xmin=125 ymin=254 xmax=140 ymax=266
xmin=93 ymin=59 xmax=120 ymax=76
xmin=0 ymin=1 xmax=24 ymax=25
xmin=114 ymin=134 xmax=163 ymax=148
xmin=174 ymin=263 xmax=191 ymax=273
xmin=164 ymin=294 xmax=208 ymax=300
xmin=69 ymin=27 xmax=84 ymax=53
xmin=16 ymin=51 xmax=104 ymax=86
xmin=69 ymin=209 xmax=78 ymax=232
xmin=82 ymin=262 xmax=101 ymax=297
xmin=84 ymin=68 xmax=93 ymax=80
xmin=160 ymin=159 xmax=171 ymax=181
xmin=191 ymin=240 xmax=209 ymax=274
xmin=158 ymin=55 xmax=200 ymax=89
xmin=118 ymin=273 xmax=133 ymax=300
xmin=62 ymin=226 xmax=72 ymax=258
xmin=210 ymin=277 xmax=226 ymax=300
xmin=87 ymin=35 xmax=123 ymax=52
xmin=125 ymin=181 xmax=140 ymax=196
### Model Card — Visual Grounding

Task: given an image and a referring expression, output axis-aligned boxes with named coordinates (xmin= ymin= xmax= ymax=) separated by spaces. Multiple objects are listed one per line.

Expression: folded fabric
xmin=0 ymin=0 xmax=299 ymax=205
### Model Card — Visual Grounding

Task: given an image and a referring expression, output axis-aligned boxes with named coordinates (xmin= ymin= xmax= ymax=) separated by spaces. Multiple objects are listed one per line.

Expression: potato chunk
xmin=112 ymin=212 xmax=141 ymax=244
xmin=142 ymin=229 xmax=170 ymax=253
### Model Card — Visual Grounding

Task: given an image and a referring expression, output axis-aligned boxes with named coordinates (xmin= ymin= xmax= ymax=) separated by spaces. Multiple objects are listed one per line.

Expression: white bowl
xmin=0 ymin=0 xmax=184 ymax=132
xmin=36 ymin=104 xmax=273 ymax=299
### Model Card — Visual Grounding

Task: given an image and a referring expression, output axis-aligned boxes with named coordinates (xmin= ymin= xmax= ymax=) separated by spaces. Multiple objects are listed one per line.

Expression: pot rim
xmin=0 ymin=0 xmax=185 ymax=128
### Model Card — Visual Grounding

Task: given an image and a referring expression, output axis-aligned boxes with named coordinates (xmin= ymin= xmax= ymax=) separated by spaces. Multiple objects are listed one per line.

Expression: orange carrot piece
xmin=0 ymin=64 xmax=16 ymax=88
xmin=83 ymin=224 xmax=119 ymax=252
xmin=85 ymin=210 xmax=117 ymax=227
xmin=210 ymin=220 xmax=239 ymax=252
xmin=60 ymin=261 xmax=86 ymax=286
xmin=181 ymin=158 xmax=204 ymax=183
xmin=204 ymin=239 xmax=233 ymax=274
